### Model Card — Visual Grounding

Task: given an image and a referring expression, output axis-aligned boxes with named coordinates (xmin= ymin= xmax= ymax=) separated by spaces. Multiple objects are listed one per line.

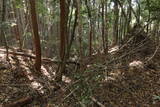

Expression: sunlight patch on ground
xmin=87 ymin=64 xmax=91 ymax=68
xmin=104 ymin=77 xmax=116 ymax=81
xmin=24 ymin=67 xmax=34 ymax=80
xmin=104 ymin=70 xmax=122 ymax=82
xmin=0 ymin=52 xmax=6 ymax=62
xmin=0 ymin=53 xmax=5 ymax=58
xmin=62 ymin=76 xmax=72 ymax=83
xmin=24 ymin=66 xmax=44 ymax=94
xmin=41 ymin=66 xmax=51 ymax=79
xmin=129 ymin=60 xmax=144 ymax=70
xmin=108 ymin=45 xmax=119 ymax=54
xmin=31 ymin=81 xmax=44 ymax=93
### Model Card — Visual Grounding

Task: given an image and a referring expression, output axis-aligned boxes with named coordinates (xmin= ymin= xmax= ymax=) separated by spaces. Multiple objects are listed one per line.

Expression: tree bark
xmin=1 ymin=0 xmax=9 ymax=60
xmin=113 ymin=0 xmax=119 ymax=45
xmin=67 ymin=0 xmax=78 ymax=58
xmin=12 ymin=2 xmax=22 ymax=50
xmin=29 ymin=0 xmax=41 ymax=72
xmin=101 ymin=0 xmax=106 ymax=54
xmin=55 ymin=0 xmax=67 ymax=82
xmin=85 ymin=0 xmax=93 ymax=56
xmin=105 ymin=0 xmax=108 ymax=55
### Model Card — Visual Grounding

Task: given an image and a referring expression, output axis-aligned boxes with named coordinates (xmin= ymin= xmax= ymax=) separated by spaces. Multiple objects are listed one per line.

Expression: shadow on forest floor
xmin=0 ymin=26 xmax=160 ymax=106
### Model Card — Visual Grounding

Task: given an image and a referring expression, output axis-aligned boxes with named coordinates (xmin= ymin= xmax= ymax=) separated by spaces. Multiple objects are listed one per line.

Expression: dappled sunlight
xmin=108 ymin=45 xmax=119 ymax=54
xmin=24 ymin=67 xmax=45 ymax=94
xmin=0 ymin=0 xmax=160 ymax=106
xmin=41 ymin=65 xmax=51 ymax=79
xmin=129 ymin=60 xmax=144 ymax=70
xmin=62 ymin=76 xmax=72 ymax=83
xmin=30 ymin=81 xmax=44 ymax=94
xmin=104 ymin=76 xmax=116 ymax=81
xmin=0 ymin=52 xmax=5 ymax=58
xmin=103 ymin=70 xmax=122 ymax=82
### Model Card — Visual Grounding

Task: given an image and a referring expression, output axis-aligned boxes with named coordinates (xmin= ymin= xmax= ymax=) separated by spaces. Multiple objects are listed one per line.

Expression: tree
xmin=12 ymin=1 xmax=23 ymax=50
xmin=126 ymin=0 xmax=132 ymax=33
xmin=67 ymin=0 xmax=78 ymax=58
xmin=55 ymin=0 xmax=68 ymax=82
xmin=113 ymin=0 xmax=119 ymax=45
xmin=85 ymin=0 xmax=93 ymax=56
xmin=77 ymin=0 xmax=83 ymax=59
xmin=29 ymin=0 xmax=41 ymax=72
xmin=101 ymin=0 xmax=106 ymax=53
xmin=105 ymin=0 xmax=108 ymax=55
xmin=136 ymin=0 xmax=141 ymax=24
xmin=1 ymin=0 xmax=9 ymax=60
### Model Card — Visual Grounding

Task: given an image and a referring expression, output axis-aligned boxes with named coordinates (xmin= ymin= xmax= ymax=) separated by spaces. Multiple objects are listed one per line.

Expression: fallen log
xmin=3 ymin=96 xmax=33 ymax=107
xmin=0 ymin=49 xmax=80 ymax=65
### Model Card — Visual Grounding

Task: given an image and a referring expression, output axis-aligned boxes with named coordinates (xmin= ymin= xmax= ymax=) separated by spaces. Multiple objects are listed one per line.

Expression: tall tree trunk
xmin=101 ymin=0 xmax=106 ymax=54
xmin=113 ymin=0 xmax=119 ymax=45
xmin=29 ymin=0 xmax=41 ymax=72
xmin=55 ymin=0 xmax=67 ymax=82
xmin=77 ymin=0 xmax=83 ymax=68
xmin=12 ymin=2 xmax=22 ymax=50
xmin=67 ymin=0 xmax=78 ymax=58
xmin=85 ymin=0 xmax=93 ymax=56
xmin=1 ymin=0 xmax=9 ymax=60
xmin=89 ymin=23 xmax=93 ymax=56
xmin=127 ymin=0 xmax=132 ymax=33
xmin=119 ymin=12 xmax=123 ymax=44
xmin=146 ymin=0 xmax=150 ymax=34
xmin=105 ymin=0 xmax=108 ymax=55
xmin=136 ymin=0 xmax=141 ymax=24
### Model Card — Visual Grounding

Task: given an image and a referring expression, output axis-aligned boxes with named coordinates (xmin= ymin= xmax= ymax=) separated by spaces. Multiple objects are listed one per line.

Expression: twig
xmin=0 ymin=84 xmax=30 ymax=86
xmin=146 ymin=42 xmax=160 ymax=62
xmin=63 ymin=87 xmax=79 ymax=101
xmin=90 ymin=96 xmax=105 ymax=107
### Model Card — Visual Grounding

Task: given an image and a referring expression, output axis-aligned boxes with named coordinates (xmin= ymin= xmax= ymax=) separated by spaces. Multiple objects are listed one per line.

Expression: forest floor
xmin=0 ymin=30 xmax=160 ymax=106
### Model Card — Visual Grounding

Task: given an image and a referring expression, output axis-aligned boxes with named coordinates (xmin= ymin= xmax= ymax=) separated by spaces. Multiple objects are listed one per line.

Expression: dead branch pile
xmin=112 ymin=24 xmax=160 ymax=70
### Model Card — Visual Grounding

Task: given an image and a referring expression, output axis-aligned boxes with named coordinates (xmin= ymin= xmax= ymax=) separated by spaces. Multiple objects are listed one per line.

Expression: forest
xmin=0 ymin=0 xmax=160 ymax=106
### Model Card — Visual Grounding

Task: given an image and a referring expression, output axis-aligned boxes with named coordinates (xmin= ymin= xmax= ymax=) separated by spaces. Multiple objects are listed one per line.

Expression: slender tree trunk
xmin=136 ymin=0 xmax=141 ymax=23
xmin=1 ymin=0 xmax=9 ymax=60
xmin=59 ymin=0 xmax=67 ymax=59
xmin=146 ymin=0 xmax=150 ymax=34
xmin=101 ymin=0 xmax=106 ymax=54
xmin=29 ymin=0 xmax=41 ymax=72
xmin=113 ymin=0 xmax=119 ymax=45
xmin=12 ymin=2 xmax=22 ymax=50
xmin=89 ymin=23 xmax=93 ymax=56
xmin=67 ymin=3 xmax=78 ymax=58
xmin=85 ymin=0 xmax=93 ymax=56
xmin=77 ymin=0 xmax=83 ymax=67
xmin=127 ymin=0 xmax=132 ymax=33
xmin=105 ymin=0 xmax=108 ymax=55
xmin=55 ymin=0 xmax=67 ymax=82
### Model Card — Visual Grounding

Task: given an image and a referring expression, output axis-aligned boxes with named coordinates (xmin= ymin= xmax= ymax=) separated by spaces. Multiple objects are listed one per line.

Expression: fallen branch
xmin=90 ymin=96 xmax=105 ymax=107
xmin=63 ymin=87 xmax=79 ymax=101
xmin=3 ymin=96 xmax=33 ymax=107
xmin=0 ymin=49 xmax=80 ymax=65
xmin=146 ymin=42 xmax=160 ymax=62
